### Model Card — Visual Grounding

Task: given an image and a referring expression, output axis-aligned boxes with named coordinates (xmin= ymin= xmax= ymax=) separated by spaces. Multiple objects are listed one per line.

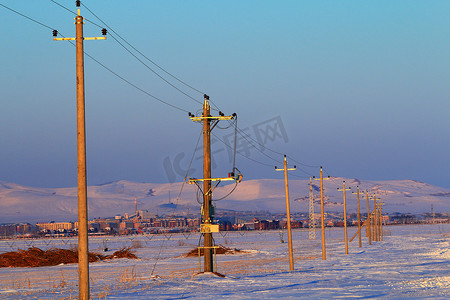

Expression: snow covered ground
xmin=0 ymin=224 xmax=449 ymax=299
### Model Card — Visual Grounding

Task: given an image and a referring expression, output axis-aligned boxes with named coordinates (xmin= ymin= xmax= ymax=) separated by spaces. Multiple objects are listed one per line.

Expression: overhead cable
xmin=80 ymin=2 xmax=204 ymax=105
xmin=1 ymin=3 xmax=55 ymax=30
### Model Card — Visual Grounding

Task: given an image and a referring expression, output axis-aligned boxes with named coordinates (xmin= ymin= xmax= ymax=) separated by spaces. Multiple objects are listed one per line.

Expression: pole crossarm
xmin=188 ymin=176 xmax=240 ymax=184
xmin=189 ymin=175 xmax=242 ymax=196
xmin=190 ymin=115 xmax=234 ymax=122
xmin=276 ymin=167 xmax=296 ymax=171
xmin=54 ymin=37 xmax=106 ymax=41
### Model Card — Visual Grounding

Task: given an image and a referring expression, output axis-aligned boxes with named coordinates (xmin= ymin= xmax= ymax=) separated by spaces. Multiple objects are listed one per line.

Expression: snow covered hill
xmin=0 ymin=178 xmax=449 ymax=223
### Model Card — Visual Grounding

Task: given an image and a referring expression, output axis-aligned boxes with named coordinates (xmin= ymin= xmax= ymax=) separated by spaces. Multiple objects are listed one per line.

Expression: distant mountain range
xmin=1 ymin=178 xmax=449 ymax=223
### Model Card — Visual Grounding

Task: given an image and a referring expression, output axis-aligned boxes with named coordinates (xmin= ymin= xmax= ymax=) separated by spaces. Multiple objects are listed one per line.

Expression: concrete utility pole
xmin=313 ymin=167 xmax=330 ymax=260
xmin=365 ymin=191 xmax=371 ymax=245
xmin=352 ymin=186 xmax=362 ymax=248
xmin=188 ymin=96 xmax=235 ymax=273
xmin=276 ymin=155 xmax=296 ymax=271
xmin=338 ymin=181 xmax=351 ymax=255
xmin=53 ymin=6 xmax=106 ymax=299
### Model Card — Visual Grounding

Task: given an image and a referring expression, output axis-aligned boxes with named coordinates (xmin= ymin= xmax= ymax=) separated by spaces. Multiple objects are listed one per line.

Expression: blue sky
xmin=1 ymin=0 xmax=449 ymax=189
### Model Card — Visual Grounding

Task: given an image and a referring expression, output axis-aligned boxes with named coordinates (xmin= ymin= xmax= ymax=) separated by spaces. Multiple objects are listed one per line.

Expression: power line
xmin=81 ymin=1 xmax=204 ymax=94
xmin=106 ymin=30 xmax=203 ymax=105
xmin=287 ymin=156 xmax=320 ymax=168
xmin=1 ymin=3 xmax=55 ymax=31
xmin=234 ymin=126 xmax=281 ymax=164
xmin=79 ymin=2 xmax=204 ymax=105
xmin=82 ymin=49 xmax=190 ymax=113
xmin=49 ymin=1 xmax=203 ymax=105
xmin=49 ymin=0 xmax=77 ymax=16
xmin=50 ymin=1 xmax=322 ymax=172
xmin=49 ymin=0 xmax=106 ymax=29
xmin=1 ymin=1 xmax=191 ymax=114
xmin=209 ymin=98 xmax=321 ymax=171
xmin=288 ymin=172 xmax=310 ymax=179
xmin=171 ymin=126 xmax=203 ymax=215
xmin=211 ymin=132 xmax=275 ymax=168
xmin=8 ymin=0 xmax=323 ymax=174
xmin=232 ymin=124 xmax=317 ymax=176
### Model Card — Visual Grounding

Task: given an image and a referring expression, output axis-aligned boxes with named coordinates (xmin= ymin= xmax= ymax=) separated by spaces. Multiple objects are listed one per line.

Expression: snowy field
xmin=0 ymin=224 xmax=449 ymax=299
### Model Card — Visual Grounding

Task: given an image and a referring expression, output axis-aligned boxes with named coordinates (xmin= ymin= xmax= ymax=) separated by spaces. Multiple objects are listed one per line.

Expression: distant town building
xmin=37 ymin=222 xmax=73 ymax=231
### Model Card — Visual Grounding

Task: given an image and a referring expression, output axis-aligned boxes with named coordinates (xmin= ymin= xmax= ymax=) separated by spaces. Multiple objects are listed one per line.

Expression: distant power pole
xmin=276 ymin=155 xmax=296 ymax=271
xmin=373 ymin=194 xmax=378 ymax=242
xmin=431 ymin=204 xmax=435 ymax=224
xmin=352 ymin=186 xmax=362 ymax=248
xmin=338 ymin=181 xmax=351 ymax=255
xmin=313 ymin=167 xmax=330 ymax=260
xmin=375 ymin=197 xmax=382 ymax=241
xmin=308 ymin=177 xmax=316 ymax=240
xmin=377 ymin=199 xmax=384 ymax=241
xmin=365 ymin=191 xmax=371 ymax=245
xmin=53 ymin=4 xmax=106 ymax=299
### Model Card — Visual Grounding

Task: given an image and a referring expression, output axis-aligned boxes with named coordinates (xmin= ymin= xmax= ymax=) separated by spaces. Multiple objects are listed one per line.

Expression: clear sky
xmin=1 ymin=0 xmax=449 ymax=189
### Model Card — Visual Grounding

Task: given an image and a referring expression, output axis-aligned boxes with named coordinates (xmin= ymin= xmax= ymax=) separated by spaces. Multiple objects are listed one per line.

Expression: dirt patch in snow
xmin=0 ymin=247 xmax=138 ymax=268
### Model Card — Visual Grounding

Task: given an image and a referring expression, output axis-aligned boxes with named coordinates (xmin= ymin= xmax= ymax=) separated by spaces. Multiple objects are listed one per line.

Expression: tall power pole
xmin=188 ymin=95 xmax=236 ymax=273
xmin=308 ymin=177 xmax=316 ymax=240
xmin=338 ymin=181 xmax=351 ymax=255
xmin=53 ymin=6 xmax=106 ymax=299
xmin=202 ymin=96 xmax=213 ymax=272
xmin=276 ymin=155 xmax=296 ymax=271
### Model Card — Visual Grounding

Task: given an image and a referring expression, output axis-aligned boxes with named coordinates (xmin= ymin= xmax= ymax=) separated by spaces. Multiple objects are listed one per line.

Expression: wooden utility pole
xmin=379 ymin=200 xmax=384 ymax=241
xmin=188 ymin=96 xmax=235 ymax=273
xmin=375 ymin=197 xmax=382 ymax=241
xmin=338 ymin=181 xmax=351 ymax=254
xmin=373 ymin=194 xmax=378 ymax=242
xmin=202 ymin=96 xmax=213 ymax=272
xmin=365 ymin=191 xmax=371 ymax=245
xmin=276 ymin=155 xmax=296 ymax=271
xmin=313 ymin=167 xmax=329 ymax=260
xmin=54 ymin=6 xmax=106 ymax=299
xmin=352 ymin=186 xmax=362 ymax=248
